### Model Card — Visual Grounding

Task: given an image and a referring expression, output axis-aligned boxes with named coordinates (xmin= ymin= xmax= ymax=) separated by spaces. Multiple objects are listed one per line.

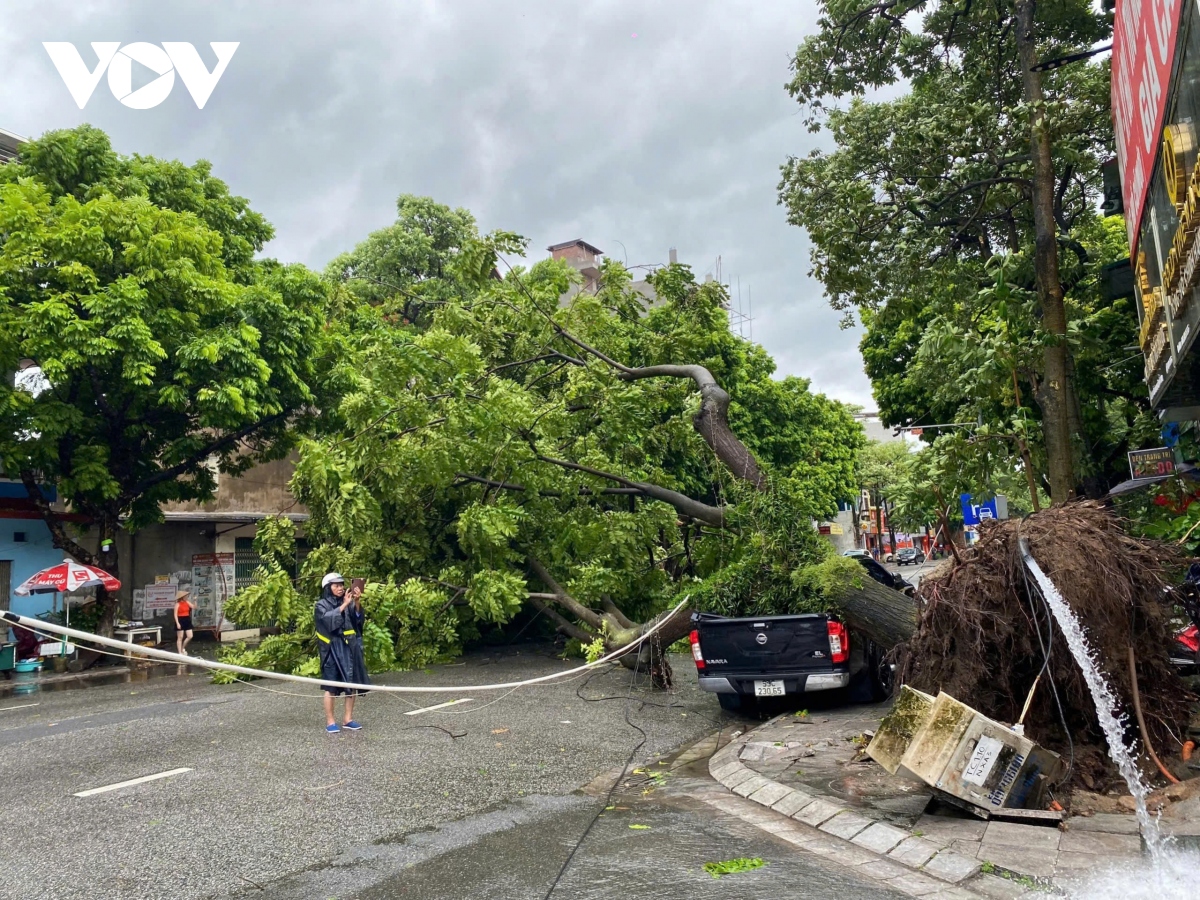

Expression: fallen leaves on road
xmin=491 ymin=728 xmax=509 ymax=734
xmin=628 ymin=824 xmax=650 ymax=830
xmin=703 ymin=858 xmax=765 ymax=878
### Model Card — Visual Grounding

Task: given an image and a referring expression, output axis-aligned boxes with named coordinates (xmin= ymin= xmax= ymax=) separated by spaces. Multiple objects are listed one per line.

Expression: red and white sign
xmin=1112 ymin=0 xmax=1184 ymax=252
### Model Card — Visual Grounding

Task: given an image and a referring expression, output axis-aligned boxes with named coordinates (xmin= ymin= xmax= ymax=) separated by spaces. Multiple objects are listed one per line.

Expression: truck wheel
xmin=869 ymin=643 xmax=896 ymax=701
xmin=718 ymin=693 xmax=755 ymax=714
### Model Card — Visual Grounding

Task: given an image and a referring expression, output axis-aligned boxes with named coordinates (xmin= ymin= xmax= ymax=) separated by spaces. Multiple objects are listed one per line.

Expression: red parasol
xmin=14 ymin=558 xmax=121 ymax=595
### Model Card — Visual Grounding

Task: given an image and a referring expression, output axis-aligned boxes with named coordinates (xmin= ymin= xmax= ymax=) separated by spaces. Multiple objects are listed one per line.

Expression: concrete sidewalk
xmin=708 ymin=704 xmax=1162 ymax=892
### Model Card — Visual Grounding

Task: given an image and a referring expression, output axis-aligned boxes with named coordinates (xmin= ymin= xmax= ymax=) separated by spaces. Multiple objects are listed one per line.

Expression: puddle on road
xmin=0 ymin=662 xmax=202 ymax=697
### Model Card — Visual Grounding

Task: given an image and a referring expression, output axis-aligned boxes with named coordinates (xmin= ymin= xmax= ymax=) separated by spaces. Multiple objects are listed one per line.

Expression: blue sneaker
xmin=342 ymin=720 xmax=362 ymax=731
xmin=326 ymin=723 xmax=341 ymax=734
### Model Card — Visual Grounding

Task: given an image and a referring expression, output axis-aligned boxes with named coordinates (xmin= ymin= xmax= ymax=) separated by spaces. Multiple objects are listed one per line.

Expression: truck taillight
xmin=689 ymin=629 xmax=705 ymax=670
xmin=827 ymin=620 xmax=849 ymax=664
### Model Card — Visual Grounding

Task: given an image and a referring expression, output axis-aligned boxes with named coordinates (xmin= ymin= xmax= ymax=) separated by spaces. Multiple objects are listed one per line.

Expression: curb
xmin=709 ymin=719 xmax=1035 ymax=898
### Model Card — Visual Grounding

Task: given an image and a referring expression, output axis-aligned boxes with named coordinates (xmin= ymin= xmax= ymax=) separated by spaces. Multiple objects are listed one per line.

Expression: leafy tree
xmin=0 ymin=126 xmax=327 ymax=631
xmin=225 ymin=197 xmax=892 ymax=681
xmin=779 ymin=0 xmax=1115 ymax=502
xmin=857 ymin=440 xmax=913 ymax=551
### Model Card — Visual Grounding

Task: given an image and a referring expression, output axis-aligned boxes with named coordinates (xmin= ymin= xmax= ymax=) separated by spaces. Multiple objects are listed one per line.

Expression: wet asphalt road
xmin=257 ymin=766 xmax=908 ymax=900
xmin=0 ymin=646 xmax=908 ymax=899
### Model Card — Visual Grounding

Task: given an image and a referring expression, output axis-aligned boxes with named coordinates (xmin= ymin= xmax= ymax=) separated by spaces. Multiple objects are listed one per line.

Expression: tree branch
xmin=20 ymin=470 xmax=96 ymax=565
xmin=453 ymin=473 xmax=642 ymax=496
xmin=526 ymin=594 xmax=595 ymax=643
xmin=527 ymin=556 xmax=606 ymax=631
xmin=535 ymin=454 xmax=728 ymax=528
xmin=130 ymin=411 xmax=291 ymax=498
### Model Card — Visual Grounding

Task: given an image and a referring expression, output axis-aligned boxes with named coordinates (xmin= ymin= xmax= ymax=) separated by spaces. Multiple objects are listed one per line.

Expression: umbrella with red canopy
xmin=11 ymin=560 xmax=121 ymax=656
xmin=14 ymin=559 xmax=120 ymax=596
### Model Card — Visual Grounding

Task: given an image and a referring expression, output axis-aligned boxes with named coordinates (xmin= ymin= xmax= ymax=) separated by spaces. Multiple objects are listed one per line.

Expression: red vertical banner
xmin=1112 ymin=0 xmax=1183 ymax=252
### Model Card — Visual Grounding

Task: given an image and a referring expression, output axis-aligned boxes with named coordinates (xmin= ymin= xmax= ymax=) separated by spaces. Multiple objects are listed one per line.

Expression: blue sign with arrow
xmin=960 ymin=494 xmax=1009 ymax=526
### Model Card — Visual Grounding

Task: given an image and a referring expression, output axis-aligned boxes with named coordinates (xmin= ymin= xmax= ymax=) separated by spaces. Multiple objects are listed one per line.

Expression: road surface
xmin=0 ymin=647 xmax=906 ymax=899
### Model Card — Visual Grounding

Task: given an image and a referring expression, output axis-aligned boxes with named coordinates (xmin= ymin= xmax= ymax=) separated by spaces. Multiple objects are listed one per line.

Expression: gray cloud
xmin=0 ymin=0 xmax=873 ymax=405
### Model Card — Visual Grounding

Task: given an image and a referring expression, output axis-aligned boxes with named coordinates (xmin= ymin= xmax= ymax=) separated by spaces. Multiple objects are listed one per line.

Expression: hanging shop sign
xmin=1128 ymin=445 xmax=1177 ymax=478
xmin=1112 ymin=0 xmax=1183 ymax=253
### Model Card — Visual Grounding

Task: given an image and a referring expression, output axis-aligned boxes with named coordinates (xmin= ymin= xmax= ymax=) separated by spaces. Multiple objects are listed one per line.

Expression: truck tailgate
xmin=696 ymin=613 xmax=831 ymax=675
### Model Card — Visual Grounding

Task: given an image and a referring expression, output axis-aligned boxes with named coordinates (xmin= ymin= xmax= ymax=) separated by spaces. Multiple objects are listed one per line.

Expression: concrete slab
xmin=889 ymin=835 xmax=942 ymax=868
xmin=967 ymin=874 xmax=1033 ymax=899
xmin=1053 ymin=850 xmax=1109 ymax=871
xmin=822 ymin=842 xmax=884 ymax=868
xmin=915 ymin=813 xmax=987 ymax=843
xmin=948 ymin=839 xmax=983 ymax=856
xmin=982 ymin=820 xmax=1061 ymax=851
xmin=977 ymin=844 xmax=1058 ymax=878
xmin=746 ymin=780 xmax=791 ymax=808
xmin=921 ymin=849 xmax=982 ymax=884
xmin=792 ymin=797 xmax=845 ymax=827
xmin=1065 ymin=813 xmax=1140 ymax=835
xmin=886 ymin=871 xmax=955 ymax=896
xmin=719 ymin=766 xmax=756 ymax=789
xmin=925 ymin=887 xmax=985 ymax=900
xmin=771 ymin=788 xmax=815 ymax=817
xmin=857 ymin=857 xmax=914 ymax=881
xmin=1058 ymin=830 xmax=1142 ymax=855
xmin=853 ymin=822 xmax=911 ymax=855
xmin=820 ymin=810 xmax=875 ymax=841
xmin=709 ymin=760 xmax=742 ymax=782
xmin=731 ymin=774 xmax=770 ymax=798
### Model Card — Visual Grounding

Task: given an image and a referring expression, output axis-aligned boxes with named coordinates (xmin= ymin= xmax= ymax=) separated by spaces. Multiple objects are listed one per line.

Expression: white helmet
xmin=321 ymin=572 xmax=345 ymax=589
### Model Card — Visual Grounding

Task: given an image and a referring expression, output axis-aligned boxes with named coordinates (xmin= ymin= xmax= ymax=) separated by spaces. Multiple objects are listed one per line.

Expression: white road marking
xmin=73 ymin=767 xmax=192 ymax=797
xmin=0 ymin=703 xmax=39 ymax=712
xmin=403 ymin=698 xmax=473 ymax=716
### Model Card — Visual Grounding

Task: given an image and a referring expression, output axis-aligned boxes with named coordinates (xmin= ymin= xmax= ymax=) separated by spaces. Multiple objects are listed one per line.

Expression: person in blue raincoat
xmin=315 ymin=572 xmax=369 ymax=733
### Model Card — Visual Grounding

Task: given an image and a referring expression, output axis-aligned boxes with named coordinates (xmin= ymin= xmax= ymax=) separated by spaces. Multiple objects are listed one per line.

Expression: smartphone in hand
xmin=351 ymin=577 xmax=365 ymax=593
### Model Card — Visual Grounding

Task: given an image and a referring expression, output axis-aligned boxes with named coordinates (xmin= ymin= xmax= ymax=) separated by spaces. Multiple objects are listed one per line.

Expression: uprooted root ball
xmin=897 ymin=501 xmax=1190 ymax=790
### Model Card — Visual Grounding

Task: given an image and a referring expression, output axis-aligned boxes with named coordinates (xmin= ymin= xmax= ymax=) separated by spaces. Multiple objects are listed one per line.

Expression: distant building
xmin=547 ymin=238 xmax=660 ymax=311
xmin=0 ymin=127 xmax=23 ymax=164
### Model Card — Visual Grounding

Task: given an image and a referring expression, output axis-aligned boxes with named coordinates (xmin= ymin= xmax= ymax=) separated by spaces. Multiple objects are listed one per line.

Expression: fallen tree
xmin=223 ymin=205 xmax=917 ymax=685
xmin=898 ymin=502 xmax=1190 ymax=788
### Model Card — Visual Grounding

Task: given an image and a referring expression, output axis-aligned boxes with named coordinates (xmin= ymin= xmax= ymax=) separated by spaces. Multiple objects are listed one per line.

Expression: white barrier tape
xmin=0 ymin=598 xmax=689 ymax=695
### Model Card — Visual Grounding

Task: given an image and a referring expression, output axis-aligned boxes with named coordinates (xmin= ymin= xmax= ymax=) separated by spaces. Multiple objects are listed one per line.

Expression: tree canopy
xmin=778 ymin=0 xmax=1132 ymax=500
xmin=0 ymin=125 xmax=328 ymax=628
xmin=223 ymin=196 xmax=868 ymax=677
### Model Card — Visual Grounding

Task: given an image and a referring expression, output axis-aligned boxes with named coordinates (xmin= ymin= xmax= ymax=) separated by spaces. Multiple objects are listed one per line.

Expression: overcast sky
xmin=0 ymin=0 xmax=874 ymax=407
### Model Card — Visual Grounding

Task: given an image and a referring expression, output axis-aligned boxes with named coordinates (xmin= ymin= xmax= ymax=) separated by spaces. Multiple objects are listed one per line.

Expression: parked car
xmin=895 ymin=547 xmax=925 ymax=566
xmin=690 ymin=611 xmax=894 ymax=713
xmin=841 ymin=549 xmax=870 ymax=559
xmin=856 ymin=556 xmax=913 ymax=595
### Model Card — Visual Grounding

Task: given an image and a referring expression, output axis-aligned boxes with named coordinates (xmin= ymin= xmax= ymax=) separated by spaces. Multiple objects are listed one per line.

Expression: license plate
xmin=754 ymin=680 xmax=785 ymax=697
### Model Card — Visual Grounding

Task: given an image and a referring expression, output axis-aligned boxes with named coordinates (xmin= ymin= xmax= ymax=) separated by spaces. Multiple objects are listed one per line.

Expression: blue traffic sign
xmin=960 ymin=494 xmax=1008 ymax=526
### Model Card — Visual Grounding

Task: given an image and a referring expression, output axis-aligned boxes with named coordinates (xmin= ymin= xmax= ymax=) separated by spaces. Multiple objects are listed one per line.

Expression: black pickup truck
xmin=689 ymin=611 xmax=893 ymax=712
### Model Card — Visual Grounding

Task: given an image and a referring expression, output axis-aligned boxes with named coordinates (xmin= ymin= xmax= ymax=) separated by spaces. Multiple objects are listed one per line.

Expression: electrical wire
xmin=0 ymin=599 xmax=688 ymax=695
xmin=542 ymin=637 xmax=647 ymax=900
xmin=1020 ymin=550 xmax=1075 ymax=787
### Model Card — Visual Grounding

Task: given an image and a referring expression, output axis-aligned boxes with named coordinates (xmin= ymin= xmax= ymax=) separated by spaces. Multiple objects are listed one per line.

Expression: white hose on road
xmin=0 ymin=598 xmax=689 ymax=694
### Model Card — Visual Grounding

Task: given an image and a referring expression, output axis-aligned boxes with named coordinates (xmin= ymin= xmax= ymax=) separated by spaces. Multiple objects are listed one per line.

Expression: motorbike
xmin=1168 ymin=564 xmax=1200 ymax=674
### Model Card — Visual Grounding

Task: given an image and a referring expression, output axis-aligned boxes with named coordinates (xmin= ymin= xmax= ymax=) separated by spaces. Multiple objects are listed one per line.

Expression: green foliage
xmin=0 ymin=126 xmax=326 ymax=602
xmin=781 ymin=1 xmax=1141 ymax=496
xmin=252 ymin=196 xmax=866 ymax=672
xmin=703 ymin=858 xmax=765 ymax=878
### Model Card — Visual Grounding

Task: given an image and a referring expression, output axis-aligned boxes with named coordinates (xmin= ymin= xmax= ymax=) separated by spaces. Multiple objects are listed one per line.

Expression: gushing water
xmin=1020 ymin=540 xmax=1200 ymax=899
xmin=1018 ymin=538 xmax=1160 ymax=847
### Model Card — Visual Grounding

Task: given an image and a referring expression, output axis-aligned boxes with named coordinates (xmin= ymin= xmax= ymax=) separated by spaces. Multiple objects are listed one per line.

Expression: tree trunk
xmin=94 ymin=515 xmax=120 ymax=638
xmin=1015 ymin=0 xmax=1076 ymax=504
xmin=874 ymin=491 xmax=884 ymax=557
xmin=827 ymin=577 xmax=919 ymax=649
xmin=885 ymin=498 xmax=897 ymax=558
